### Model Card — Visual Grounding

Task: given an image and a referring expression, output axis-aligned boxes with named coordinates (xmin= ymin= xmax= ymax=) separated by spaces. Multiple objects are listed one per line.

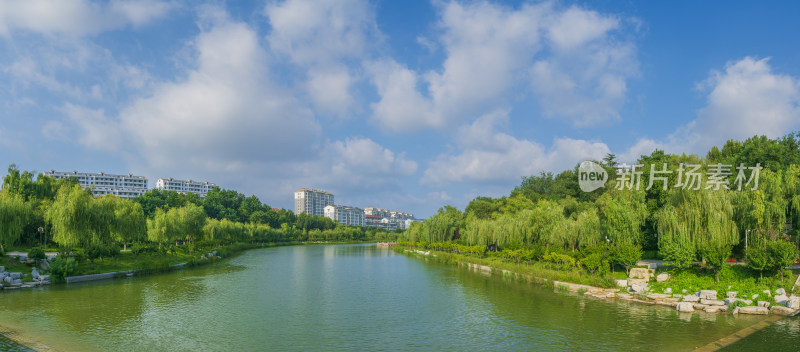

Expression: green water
xmin=0 ymin=244 xmax=790 ymax=351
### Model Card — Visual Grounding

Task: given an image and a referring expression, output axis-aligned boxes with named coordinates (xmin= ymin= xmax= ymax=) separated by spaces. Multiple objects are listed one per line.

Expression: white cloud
xmin=118 ymin=14 xmax=322 ymax=173
xmin=60 ymin=103 xmax=122 ymax=150
xmin=265 ymin=0 xmax=379 ymax=117
xmin=367 ymin=1 xmax=638 ymax=131
xmin=0 ymin=0 xmax=173 ymax=37
xmin=330 ymin=137 xmax=417 ymax=176
xmin=622 ymin=57 xmax=800 ymax=161
xmin=422 ymin=110 xmax=610 ymax=186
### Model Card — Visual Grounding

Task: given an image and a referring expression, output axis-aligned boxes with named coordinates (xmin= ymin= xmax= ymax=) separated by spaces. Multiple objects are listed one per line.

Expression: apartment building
xmin=324 ymin=205 xmax=365 ymax=227
xmin=155 ymin=178 xmax=218 ymax=197
xmin=294 ymin=188 xmax=334 ymax=217
xmin=43 ymin=170 xmax=148 ymax=199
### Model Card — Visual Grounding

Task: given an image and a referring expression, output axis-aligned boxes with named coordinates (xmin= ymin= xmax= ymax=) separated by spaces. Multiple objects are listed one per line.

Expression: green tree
xmin=112 ymin=199 xmax=146 ymax=251
xmin=0 ymin=192 xmax=31 ymax=250
xmin=767 ymin=239 xmax=797 ymax=283
xmin=747 ymin=236 xmax=769 ymax=279
xmin=46 ymin=184 xmax=94 ymax=248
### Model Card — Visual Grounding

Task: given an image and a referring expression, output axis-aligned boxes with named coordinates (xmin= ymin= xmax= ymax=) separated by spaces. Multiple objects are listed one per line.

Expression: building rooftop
xmin=295 ymin=188 xmax=333 ymax=195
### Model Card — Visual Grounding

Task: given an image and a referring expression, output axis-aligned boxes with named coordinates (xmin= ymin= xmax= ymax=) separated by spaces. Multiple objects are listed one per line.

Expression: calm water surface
xmin=0 ymin=244 xmax=792 ymax=351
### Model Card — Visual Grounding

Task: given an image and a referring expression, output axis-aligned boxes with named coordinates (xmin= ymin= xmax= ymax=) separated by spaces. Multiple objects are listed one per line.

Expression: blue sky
xmin=1 ymin=0 xmax=799 ymax=218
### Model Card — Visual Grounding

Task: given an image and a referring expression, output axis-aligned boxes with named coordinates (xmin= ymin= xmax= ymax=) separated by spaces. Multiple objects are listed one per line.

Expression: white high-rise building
xmin=44 ymin=170 xmax=148 ymax=199
xmin=155 ymin=178 xmax=217 ymax=197
xmin=324 ymin=205 xmax=364 ymax=227
xmin=294 ymin=188 xmax=334 ymax=217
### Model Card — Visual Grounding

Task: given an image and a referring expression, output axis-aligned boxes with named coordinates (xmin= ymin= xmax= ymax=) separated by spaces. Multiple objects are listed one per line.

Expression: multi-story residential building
xmin=363 ymin=206 xmax=416 ymax=230
xmin=364 ymin=206 xmax=414 ymax=220
xmin=155 ymin=178 xmax=218 ymax=197
xmin=294 ymin=188 xmax=334 ymax=217
xmin=44 ymin=170 xmax=148 ymax=199
xmin=324 ymin=205 xmax=365 ymax=227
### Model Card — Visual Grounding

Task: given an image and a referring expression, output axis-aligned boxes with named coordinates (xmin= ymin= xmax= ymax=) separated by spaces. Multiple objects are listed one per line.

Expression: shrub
xmin=729 ymin=300 xmax=749 ymax=312
xmin=49 ymin=257 xmax=78 ymax=283
xmin=28 ymin=247 xmax=46 ymax=261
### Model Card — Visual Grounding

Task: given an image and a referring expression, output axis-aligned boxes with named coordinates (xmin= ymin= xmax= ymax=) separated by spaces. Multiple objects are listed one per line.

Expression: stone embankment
xmin=0 ymin=255 xmax=52 ymax=290
xmin=2 ymin=251 xmax=223 ymax=289
xmin=376 ymin=242 xmax=397 ymax=248
xmin=406 ymin=249 xmax=800 ymax=317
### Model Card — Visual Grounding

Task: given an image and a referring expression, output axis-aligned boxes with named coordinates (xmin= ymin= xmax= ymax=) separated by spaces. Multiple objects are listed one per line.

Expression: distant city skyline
xmin=2 ymin=1 xmax=800 ymax=218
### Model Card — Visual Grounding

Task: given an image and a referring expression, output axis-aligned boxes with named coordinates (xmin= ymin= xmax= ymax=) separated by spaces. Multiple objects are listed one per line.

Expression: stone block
xmin=664 ymin=287 xmax=672 ymax=294
xmin=693 ymin=303 xmax=707 ymax=310
xmin=757 ymin=301 xmax=770 ymax=308
xmin=726 ymin=291 xmax=737 ymax=299
xmin=769 ymin=306 xmax=796 ymax=316
xmin=615 ymin=279 xmax=627 ymax=288
xmin=682 ymin=295 xmax=700 ymax=303
xmin=787 ymin=297 xmax=800 ymax=309
xmin=738 ymin=306 xmax=768 ymax=315
xmin=657 ymin=273 xmax=670 ymax=283
xmin=629 ymin=268 xmax=650 ymax=280
xmin=628 ymin=278 xmax=647 ymax=286
xmin=676 ymin=302 xmax=694 ymax=312
xmin=701 ymin=299 xmax=725 ymax=306
xmin=775 ymin=294 xmax=789 ymax=305
xmin=776 ymin=288 xmax=786 ymax=296
xmin=699 ymin=290 xmax=717 ymax=300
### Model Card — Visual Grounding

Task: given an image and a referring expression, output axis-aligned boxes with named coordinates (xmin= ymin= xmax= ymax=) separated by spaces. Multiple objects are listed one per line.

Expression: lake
xmin=0 ymin=244 xmax=795 ymax=351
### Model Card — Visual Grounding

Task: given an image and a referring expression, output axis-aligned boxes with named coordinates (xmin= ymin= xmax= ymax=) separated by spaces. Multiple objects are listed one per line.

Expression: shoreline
xmin=398 ymin=247 xmax=800 ymax=318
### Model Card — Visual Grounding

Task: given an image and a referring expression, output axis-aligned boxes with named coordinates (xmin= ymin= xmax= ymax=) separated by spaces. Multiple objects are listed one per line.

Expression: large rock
xmin=664 ymin=288 xmax=673 ymax=294
xmin=774 ymin=295 xmax=789 ymax=305
xmin=615 ymin=280 xmax=628 ymax=287
xmin=31 ymin=269 xmax=39 ymax=278
xmin=738 ymin=306 xmax=768 ymax=315
xmin=752 ymin=294 xmax=759 ymax=300
xmin=682 ymin=295 xmax=700 ymax=303
xmin=770 ymin=306 xmax=797 ymax=316
xmin=3 ymin=276 xmax=11 ymax=284
xmin=725 ymin=298 xmax=753 ymax=306
xmin=657 ymin=273 xmax=670 ymax=283
xmin=631 ymin=284 xmax=649 ymax=294
xmin=786 ymin=296 xmax=800 ymax=309
xmin=700 ymin=290 xmax=717 ymax=300
xmin=701 ymin=299 xmax=726 ymax=306
xmin=693 ymin=303 xmax=707 ymax=310
xmin=629 ymin=268 xmax=650 ymax=280
xmin=763 ymin=290 xmax=772 ymax=297
xmin=726 ymin=291 xmax=738 ymax=299
xmin=676 ymin=302 xmax=695 ymax=312
xmin=628 ymin=278 xmax=647 ymax=286
xmin=10 ymin=272 xmax=21 ymax=279
xmin=704 ymin=306 xmax=727 ymax=313
xmin=776 ymin=288 xmax=786 ymax=296
xmin=757 ymin=301 xmax=770 ymax=308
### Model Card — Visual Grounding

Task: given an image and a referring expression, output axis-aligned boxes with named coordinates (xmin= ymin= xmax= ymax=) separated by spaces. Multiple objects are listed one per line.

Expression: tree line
xmin=0 ymin=166 xmax=397 ymax=253
xmin=400 ymin=133 xmax=800 ymax=281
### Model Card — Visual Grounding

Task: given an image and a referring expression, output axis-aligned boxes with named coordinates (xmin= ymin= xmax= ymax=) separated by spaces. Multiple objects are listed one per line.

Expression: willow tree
xmin=113 ymin=199 xmax=146 ymax=251
xmin=0 ymin=192 xmax=32 ymax=250
xmin=596 ymin=189 xmax=647 ymax=245
xmin=178 ymin=203 xmax=207 ymax=245
xmin=656 ymin=189 xmax=739 ymax=281
xmin=463 ymin=215 xmax=495 ymax=247
xmin=46 ymin=184 xmax=94 ymax=248
xmin=147 ymin=208 xmax=171 ymax=249
xmin=575 ymin=209 xmax=602 ymax=249
xmin=785 ymin=165 xmax=800 ymax=232
xmin=91 ymin=195 xmax=119 ymax=246
xmin=528 ymin=200 xmax=566 ymax=248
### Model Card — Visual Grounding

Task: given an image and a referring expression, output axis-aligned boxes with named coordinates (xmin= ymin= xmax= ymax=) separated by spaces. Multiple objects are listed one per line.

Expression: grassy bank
xmin=394 ymin=244 xmax=617 ymax=288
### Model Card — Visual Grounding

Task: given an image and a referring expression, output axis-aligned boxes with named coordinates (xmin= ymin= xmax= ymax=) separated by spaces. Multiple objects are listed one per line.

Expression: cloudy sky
xmin=1 ymin=0 xmax=799 ymax=218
